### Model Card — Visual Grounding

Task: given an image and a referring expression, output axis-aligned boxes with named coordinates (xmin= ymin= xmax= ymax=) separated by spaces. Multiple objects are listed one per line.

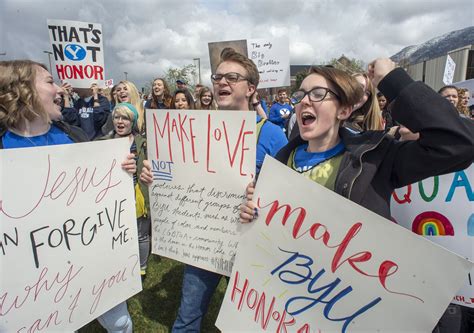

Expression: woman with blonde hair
xmin=115 ymin=80 xmax=146 ymax=133
xmin=345 ymin=72 xmax=384 ymax=132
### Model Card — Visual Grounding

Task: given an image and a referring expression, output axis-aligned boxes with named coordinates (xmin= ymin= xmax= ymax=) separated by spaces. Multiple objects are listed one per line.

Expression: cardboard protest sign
xmin=208 ymin=37 xmax=290 ymax=89
xmin=47 ymin=19 xmax=105 ymax=88
xmin=391 ymin=164 xmax=474 ymax=308
xmin=0 ymin=139 xmax=141 ymax=332
xmin=146 ymin=109 xmax=255 ymax=276
xmin=216 ymin=157 xmax=472 ymax=332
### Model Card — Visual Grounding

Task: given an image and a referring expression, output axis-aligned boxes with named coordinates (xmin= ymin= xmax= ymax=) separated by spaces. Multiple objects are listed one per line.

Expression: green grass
xmin=78 ymin=255 xmax=227 ymax=332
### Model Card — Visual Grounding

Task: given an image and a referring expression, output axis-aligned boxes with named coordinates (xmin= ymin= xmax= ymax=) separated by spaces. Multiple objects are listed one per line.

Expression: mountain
xmin=391 ymin=26 xmax=474 ymax=65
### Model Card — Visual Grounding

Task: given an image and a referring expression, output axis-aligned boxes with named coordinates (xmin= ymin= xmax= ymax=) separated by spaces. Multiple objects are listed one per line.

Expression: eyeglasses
xmin=291 ymin=87 xmax=340 ymax=104
xmin=113 ymin=115 xmax=131 ymax=122
xmin=211 ymin=72 xmax=248 ymax=84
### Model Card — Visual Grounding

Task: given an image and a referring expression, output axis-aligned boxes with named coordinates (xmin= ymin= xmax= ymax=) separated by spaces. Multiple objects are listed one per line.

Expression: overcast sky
xmin=1 ymin=0 xmax=472 ymax=89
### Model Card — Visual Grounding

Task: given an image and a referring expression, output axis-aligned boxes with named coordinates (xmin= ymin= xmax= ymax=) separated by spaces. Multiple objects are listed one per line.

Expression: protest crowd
xmin=1 ymin=24 xmax=474 ymax=333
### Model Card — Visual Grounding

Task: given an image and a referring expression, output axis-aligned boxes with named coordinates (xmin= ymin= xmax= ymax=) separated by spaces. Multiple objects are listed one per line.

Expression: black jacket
xmin=276 ymin=69 xmax=474 ymax=219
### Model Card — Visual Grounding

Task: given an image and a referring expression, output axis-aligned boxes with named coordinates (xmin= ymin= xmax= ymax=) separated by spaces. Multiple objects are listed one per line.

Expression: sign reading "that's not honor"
xmin=47 ymin=19 xmax=105 ymax=88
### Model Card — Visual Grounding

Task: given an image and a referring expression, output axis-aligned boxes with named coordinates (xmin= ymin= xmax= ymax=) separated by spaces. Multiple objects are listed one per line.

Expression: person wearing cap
xmin=176 ymin=79 xmax=187 ymax=91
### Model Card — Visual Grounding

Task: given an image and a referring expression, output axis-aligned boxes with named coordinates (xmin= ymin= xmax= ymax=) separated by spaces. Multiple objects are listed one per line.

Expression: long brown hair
xmin=171 ymin=89 xmax=195 ymax=109
xmin=196 ymin=86 xmax=217 ymax=110
xmin=150 ymin=78 xmax=172 ymax=109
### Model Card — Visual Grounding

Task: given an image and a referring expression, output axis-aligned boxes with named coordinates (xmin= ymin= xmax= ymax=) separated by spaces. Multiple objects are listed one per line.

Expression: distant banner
xmin=391 ymin=164 xmax=474 ymax=307
xmin=216 ymin=157 xmax=472 ymax=332
xmin=208 ymin=37 xmax=290 ymax=89
xmin=47 ymin=19 xmax=105 ymax=88
xmin=0 ymin=139 xmax=141 ymax=331
xmin=146 ymin=109 xmax=256 ymax=276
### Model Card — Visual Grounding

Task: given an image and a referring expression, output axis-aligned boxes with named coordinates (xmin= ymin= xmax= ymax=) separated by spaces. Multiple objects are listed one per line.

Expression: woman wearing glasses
xmin=241 ymin=58 xmax=473 ymax=223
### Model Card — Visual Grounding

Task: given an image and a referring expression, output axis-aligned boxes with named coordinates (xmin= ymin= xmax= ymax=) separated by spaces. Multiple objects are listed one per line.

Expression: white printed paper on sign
xmin=47 ymin=19 xmax=105 ymax=88
xmin=247 ymin=37 xmax=290 ymax=89
xmin=146 ymin=109 xmax=256 ymax=276
xmin=0 ymin=139 xmax=141 ymax=332
xmin=391 ymin=164 xmax=474 ymax=308
xmin=216 ymin=157 xmax=472 ymax=333
xmin=208 ymin=37 xmax=290 ymax=89
xmin=443 ymin=54 xmax=456 ymax=85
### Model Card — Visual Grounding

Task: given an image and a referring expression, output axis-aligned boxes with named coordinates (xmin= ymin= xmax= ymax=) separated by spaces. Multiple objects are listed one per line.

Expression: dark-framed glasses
xmin=113 ymin=115 xmax=131 ymax=122
xmin=211 ymin=72 xmax=248 ymax=84
xmin=291 ymin=87 xmax=340 ymax=104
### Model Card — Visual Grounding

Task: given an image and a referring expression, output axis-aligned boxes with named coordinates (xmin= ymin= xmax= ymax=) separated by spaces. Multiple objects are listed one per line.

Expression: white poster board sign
xmin=146 ymin=109 xmax=255 ymax=276
xmin=47 ymin=19 xmax=105 ymax=88
xmin=247 ymin=37 xmax=290 ymax=89
xmin=216 ymin=157 xmax=472 ymax=332
xmin=105 ymin=78 xmax=114 ymax=88
xmin=443 ymin=54 xmax=456 ymax=85
xmin=208 ymin=37 xmax=290 ymax=89
xmin=391 ymin=164 xmax=474 ymax=308
xmin=0 ymin=139 xmax=141 ymax=332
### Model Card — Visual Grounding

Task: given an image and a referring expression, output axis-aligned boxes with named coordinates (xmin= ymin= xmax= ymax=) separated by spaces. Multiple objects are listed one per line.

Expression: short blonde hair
xmin=0 ymin=60 xmax=50 ymax=130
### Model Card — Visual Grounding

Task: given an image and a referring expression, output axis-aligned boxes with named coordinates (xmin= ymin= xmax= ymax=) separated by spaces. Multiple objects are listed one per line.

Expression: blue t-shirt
xmin=293 ymin=141 xmax=345 ymax=172
xmin=2 ymin=125 xmax=74 ymax=149
xmin=269 ymin=102 xmax=292 ymax=128
xmin=256 ymin=115 xmax=288 ymax=175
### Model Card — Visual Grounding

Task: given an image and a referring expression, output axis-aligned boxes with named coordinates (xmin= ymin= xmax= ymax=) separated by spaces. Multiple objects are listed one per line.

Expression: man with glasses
xmin=172 ymin=48 xmax=287 ymax=332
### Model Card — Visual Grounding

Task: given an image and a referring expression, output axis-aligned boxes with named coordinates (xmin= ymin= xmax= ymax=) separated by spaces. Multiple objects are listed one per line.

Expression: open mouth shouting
xmin=301 ymin=111 xmax=316 ymax=126
xmin=217 ymin=89 xmax=231 ymax=98
xmin=118 ymin=94 xmax=129 ymax=102
xmin=53 ymin=97 xmax=62 ymax=107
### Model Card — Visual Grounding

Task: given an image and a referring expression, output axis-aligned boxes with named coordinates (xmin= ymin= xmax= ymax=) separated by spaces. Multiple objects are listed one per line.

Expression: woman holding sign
xmin=0 ymin=60 xmax=153 ymax=333
xmin=241 ymin=58 xmax=473 ymax=225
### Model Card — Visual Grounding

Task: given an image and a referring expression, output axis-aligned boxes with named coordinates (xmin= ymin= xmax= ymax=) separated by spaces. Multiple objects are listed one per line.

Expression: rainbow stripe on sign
xmin=412 ymin=211 xmax=454 ymax=236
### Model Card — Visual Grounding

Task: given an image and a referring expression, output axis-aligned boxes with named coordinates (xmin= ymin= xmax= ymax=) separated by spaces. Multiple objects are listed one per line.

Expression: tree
xmin=141 ymin=63 xmax=197 ymax=96
xmin=327 ymin=55 xmax=365 ymax=74
xmin=164 ymin=64 xmax=197 ymax=92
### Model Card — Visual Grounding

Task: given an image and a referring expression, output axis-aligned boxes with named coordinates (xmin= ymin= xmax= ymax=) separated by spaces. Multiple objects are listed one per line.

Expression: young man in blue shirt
xmin=172 ymin=48 xmax=287 ymax=332
xmin=269 ymin=88 xmax=292 ymax=131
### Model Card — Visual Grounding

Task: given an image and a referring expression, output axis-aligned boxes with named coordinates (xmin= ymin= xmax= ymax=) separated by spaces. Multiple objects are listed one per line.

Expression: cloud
xmin=1 ymin=0 xmax=472 ymax=90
